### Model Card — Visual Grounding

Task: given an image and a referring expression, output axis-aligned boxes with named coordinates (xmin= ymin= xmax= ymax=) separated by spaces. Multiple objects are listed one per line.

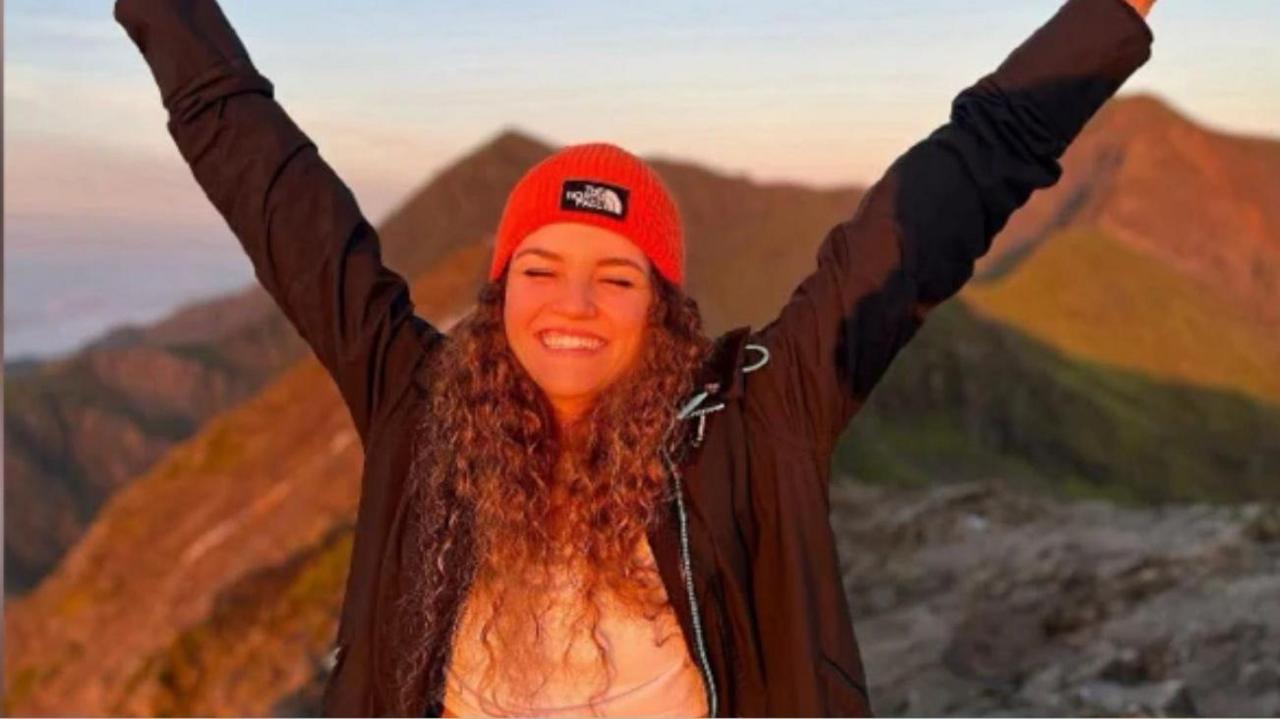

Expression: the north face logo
xmin=560 ymin=179 xmax=629 ymax=220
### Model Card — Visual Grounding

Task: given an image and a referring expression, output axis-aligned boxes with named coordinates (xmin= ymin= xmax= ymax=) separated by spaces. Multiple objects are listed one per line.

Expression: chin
xmin=514 ymin=349 xmax=625 ymax=412
xmin=533 ymin=376 xmax=603 ymax=404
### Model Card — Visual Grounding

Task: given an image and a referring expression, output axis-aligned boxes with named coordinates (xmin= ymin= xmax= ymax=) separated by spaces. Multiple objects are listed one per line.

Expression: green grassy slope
xmin=963 ymin=227 xmax=1280 ymax=404
xmin=834 ymin=299 xmax=1280 ymax=504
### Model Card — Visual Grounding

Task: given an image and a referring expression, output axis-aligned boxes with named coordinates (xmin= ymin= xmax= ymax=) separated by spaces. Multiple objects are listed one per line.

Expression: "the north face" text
xmin=560 ymin=179 xmax=630 ymax=220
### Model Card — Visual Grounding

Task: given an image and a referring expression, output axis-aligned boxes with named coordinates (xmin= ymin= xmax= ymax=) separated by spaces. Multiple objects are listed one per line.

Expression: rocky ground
xmin=831 ymin=479 xmax=1280 ymax=717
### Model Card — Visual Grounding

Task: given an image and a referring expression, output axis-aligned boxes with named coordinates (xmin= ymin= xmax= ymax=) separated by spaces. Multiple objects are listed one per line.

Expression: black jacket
xmin=115 ymin=0 xmax=1152 ymax=714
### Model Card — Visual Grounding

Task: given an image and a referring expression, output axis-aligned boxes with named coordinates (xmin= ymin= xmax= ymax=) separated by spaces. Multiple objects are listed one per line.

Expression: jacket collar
xmin=691 ymin=325 xmax=756 ymax=404
xmin=669 ymin=325 xmax=770 ymax=453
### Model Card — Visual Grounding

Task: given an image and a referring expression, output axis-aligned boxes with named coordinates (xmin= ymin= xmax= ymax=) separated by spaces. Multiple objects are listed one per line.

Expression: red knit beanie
xmin=490 ymin=142 xmax=684 ymax=287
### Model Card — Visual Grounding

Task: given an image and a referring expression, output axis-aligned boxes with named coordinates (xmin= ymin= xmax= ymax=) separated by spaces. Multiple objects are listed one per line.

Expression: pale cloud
xmin=5 ymin=59 xmax=456 ymax=227
xmin=4 ymin=114 xmax=447 ymax=234
xmin=4 ymin=134 xmax=216 ymax=232
xmin=4 ymin=61 xmax=172 ymax=154
xmin=9 ymin=13 xmax=121 ymax=44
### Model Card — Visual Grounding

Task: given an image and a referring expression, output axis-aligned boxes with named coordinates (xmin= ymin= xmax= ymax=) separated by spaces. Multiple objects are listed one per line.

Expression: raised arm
xmin=114 ymin=0 xmax=441 ymax=448
xmin=746 ymin=0 xmax=1154 ymax=458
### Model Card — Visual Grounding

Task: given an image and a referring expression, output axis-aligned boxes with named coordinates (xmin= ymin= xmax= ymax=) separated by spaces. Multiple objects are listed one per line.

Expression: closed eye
xmin=521 ymin=268 xmax=635 ymax=287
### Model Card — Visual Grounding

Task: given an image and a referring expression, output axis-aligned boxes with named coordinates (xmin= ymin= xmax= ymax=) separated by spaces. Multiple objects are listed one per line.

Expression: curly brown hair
xmin=391 ymin=268 xmax=713 ymax=712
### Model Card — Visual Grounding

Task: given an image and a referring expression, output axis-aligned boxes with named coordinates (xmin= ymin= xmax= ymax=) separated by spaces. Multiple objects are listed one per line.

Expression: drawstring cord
xmin=742 ymin=343 xmax=770 ymax=373
xmin=675 ymin=343 xmax=769 ymax=448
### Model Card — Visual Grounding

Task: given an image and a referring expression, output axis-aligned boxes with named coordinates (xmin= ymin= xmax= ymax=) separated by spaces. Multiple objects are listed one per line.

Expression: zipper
xmin=662 ymin=345 xmax=767 ymax=717
xmin=669 ymin=456 xmax=719 ymax=719
xmin=661 ymin=386 xmax=722 ymax=719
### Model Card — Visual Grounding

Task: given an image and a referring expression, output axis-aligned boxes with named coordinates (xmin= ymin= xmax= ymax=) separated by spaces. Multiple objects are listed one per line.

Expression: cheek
xmin=608 ymin=297 xmax=652 ymax=357
xmin=502 ymin=287 xmax=539 ymax=339
xmin=502 ymin=295 xmax=541 ymax=371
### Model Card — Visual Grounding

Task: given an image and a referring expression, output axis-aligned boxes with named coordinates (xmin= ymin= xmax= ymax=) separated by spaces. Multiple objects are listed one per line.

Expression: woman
xmin=114 ymin=0 xmax=1155 ymax=715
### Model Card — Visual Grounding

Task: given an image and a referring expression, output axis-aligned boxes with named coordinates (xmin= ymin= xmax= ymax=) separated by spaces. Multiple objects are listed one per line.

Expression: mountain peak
xmin=476 ymin=125 xmax=557 ymax=158
xmin=1092 ymin=92 xmax=1193 ymax=137
xmin=1109 ymin=91 xmax=1180 ymax=117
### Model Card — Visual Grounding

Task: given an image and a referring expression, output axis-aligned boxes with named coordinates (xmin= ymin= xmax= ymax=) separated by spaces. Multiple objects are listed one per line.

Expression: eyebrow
xmin=512 ymin=247 xmax=647 ymax=273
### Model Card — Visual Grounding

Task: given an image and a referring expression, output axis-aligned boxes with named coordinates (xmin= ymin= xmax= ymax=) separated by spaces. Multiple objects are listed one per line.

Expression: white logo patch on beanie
xmin=560 ymin=179 xmax=629 ymax=220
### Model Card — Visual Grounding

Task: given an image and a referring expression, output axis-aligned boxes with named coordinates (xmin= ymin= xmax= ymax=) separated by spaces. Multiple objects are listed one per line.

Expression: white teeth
xmin=539 ymin=331 xmax=604 ymax=350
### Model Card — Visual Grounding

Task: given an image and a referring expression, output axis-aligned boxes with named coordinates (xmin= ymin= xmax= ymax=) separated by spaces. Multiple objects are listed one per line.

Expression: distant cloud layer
xmin=17 ymin=14 xmax=120 ymax=43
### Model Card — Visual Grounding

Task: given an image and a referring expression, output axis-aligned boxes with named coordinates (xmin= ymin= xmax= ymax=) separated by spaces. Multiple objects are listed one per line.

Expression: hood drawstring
xmin=742 ymin=343 xmax=770 ymax=374
xmin=658 ymin=341 xmax=770 ymax=719
xmin=673 ymin=343 xmax=770 ymax=449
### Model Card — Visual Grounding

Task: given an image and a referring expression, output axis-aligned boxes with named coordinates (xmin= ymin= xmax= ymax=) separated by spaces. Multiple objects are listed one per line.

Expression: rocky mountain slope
xmin=2 ymin=130 xmax=552 ymax=596
xmin=3 ymin=243 xmax=490 ymax=716
xmin=835 ymin=479 xmax=1280 ymax=717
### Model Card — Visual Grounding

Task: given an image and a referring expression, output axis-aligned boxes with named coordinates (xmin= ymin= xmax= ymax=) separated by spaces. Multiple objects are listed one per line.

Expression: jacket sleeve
xmin=114 ymin=0 xmax=442 ymax=449
xmin=746 ymin=0 xmax=1153 ymax=458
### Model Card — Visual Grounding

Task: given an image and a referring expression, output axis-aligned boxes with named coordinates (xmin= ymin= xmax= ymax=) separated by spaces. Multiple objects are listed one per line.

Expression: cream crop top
xmin=441 ymin=536 xmax=709 ymax=717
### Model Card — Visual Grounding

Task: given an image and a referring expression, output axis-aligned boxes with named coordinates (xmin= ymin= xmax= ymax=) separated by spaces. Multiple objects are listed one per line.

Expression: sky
xmin=4 ymin=0 xmax=1279 ymax=360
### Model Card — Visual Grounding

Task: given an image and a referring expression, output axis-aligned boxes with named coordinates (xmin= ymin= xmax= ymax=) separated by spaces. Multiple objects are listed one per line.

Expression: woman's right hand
xmin=1123 ymin=0 xmax=1156 ymax=17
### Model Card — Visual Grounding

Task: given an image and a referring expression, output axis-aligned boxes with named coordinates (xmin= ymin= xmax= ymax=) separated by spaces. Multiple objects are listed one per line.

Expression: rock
xmin=830 ymin=480 xmax=1280 ymax=716
xmin=1240 ymin=661 xmax=1280 ymax=694
xmin=1074 ymin=678 xmax=1197 ymax=717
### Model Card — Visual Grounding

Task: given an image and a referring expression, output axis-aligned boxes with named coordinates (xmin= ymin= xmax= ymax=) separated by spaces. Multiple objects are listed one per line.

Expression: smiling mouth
xmin=537 ymin=329 xmax=607 ymax=352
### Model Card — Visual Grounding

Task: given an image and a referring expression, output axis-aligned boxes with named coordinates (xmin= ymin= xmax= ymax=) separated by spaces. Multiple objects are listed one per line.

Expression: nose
xmin=552 ymin=276 xmax=598 ymax=318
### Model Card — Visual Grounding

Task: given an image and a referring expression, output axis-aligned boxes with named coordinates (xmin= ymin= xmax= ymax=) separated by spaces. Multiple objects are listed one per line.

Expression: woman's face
xmin=503 ymin=222 xmax=654 ymax=426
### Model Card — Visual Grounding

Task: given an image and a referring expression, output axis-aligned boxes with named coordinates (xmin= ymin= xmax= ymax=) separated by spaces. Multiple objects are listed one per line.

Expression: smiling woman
xmin=401 ymin=143 xmax=721 ymax=716
xmin=401 ymin=219 xmax=713 ymax=717
xmin=113 ymin=0 xmax=1155 ymax=715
